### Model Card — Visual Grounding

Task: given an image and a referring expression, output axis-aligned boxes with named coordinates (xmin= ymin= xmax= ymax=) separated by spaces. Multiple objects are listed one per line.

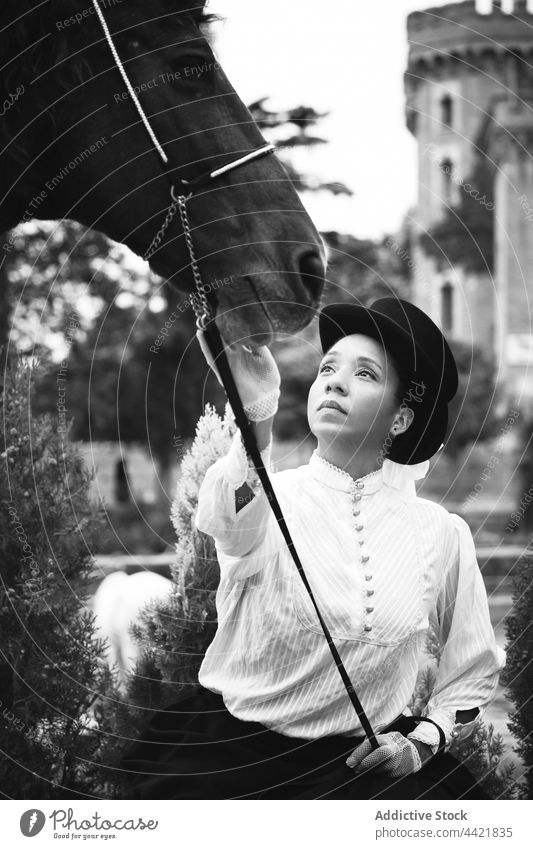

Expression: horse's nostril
xmin=298 ymin=252 xmax=325 ymax=302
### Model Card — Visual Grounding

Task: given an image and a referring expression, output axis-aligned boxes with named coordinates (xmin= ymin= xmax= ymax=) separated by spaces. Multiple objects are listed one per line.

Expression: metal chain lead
xmin=142 ymin=195 xmax=181 ymax=262
xmin=143 ymin=188 xmax=211 ymax=324
xmin=176 ymin=194 xmax=212 ymax=323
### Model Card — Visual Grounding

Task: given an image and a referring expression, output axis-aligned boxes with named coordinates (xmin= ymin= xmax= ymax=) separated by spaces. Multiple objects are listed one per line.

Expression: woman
xmin=121 ymin=298 xmax=505 ymax=800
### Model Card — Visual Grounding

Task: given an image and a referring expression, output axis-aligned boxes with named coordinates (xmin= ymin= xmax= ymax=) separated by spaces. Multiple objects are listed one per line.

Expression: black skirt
xmin=120 ymin=685 xmax=490 ymax=800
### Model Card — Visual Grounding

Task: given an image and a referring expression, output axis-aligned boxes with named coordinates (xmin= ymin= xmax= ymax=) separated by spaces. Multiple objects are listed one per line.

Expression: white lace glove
xmin=346 ymin=732 xmax=423 ymax=778
xmin=196 ymin=329 xmax=281 ymax=422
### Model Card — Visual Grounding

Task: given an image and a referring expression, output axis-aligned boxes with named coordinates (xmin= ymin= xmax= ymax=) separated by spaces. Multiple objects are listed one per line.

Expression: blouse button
xmin=365 ymin=606 xmax=374 ymax=613
xmin=352 ymin=509 xmax=361 ymax=517
xmin=356 ymin=482 xmax=364 ymax=490
xmin=361 ymin=554 xmax=370 ymax=563
xmin=366 ymin=589 xmax=374 ymax=597
xmin=364 ymin=574 xmax=372 ymax=582
xmin=355 ymin=524 xmax=364 ymax=532
xmin=363 ymin=624 xmax=373 ymax=632
xmin=358 ymin=539 xmax=365 ymax=546
xmin=353 ymin=493 xmax=362 ymax=502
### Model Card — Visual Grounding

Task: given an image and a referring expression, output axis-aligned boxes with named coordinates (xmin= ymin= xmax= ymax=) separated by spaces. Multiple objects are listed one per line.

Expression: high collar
xmin=308 ymin=450 xmax=430 ymax=496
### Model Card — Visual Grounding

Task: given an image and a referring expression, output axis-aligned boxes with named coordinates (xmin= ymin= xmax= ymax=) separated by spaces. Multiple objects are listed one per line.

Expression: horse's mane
xmin=0 ymin=1 xmax=218 ymax=153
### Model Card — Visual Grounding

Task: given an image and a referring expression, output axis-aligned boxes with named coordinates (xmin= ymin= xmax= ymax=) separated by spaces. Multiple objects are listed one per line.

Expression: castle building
xmin=405 ymin=0 xmax=533 ymax=413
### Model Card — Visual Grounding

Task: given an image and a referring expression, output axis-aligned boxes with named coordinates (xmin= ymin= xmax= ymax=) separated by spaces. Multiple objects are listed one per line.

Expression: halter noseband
xmin=90 ymin=0 xmax=274 ymax=325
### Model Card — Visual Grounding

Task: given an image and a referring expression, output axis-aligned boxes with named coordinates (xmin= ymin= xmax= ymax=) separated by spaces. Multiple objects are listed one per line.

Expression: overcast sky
xmin=210 ymin=0 xmax=496 ymax=239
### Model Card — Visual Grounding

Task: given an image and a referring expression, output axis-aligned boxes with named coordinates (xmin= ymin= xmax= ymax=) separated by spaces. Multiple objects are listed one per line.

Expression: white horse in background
xmin=91 ymin=571 xmax=172 ymax=692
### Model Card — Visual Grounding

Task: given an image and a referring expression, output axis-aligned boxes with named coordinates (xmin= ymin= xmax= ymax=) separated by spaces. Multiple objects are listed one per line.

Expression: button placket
xmin=352 ymin=479 xmax=374 ymax=635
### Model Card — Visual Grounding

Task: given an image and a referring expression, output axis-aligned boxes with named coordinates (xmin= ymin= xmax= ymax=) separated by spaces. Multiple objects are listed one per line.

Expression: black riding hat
xmin=318 ymin=298 xmax=459 ymax=465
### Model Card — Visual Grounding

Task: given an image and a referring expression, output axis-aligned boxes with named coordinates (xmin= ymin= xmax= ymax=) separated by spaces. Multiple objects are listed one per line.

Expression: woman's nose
xmin=326 ymin=374 xmax=348 ymax=394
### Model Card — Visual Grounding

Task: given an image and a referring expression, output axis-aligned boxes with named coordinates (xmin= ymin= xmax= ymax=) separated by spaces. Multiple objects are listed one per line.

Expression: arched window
xmin=441 ymin=94 xmax=453 ymax=127
xmin=441 ymin=282 xmax=454 ymax=333
xmin=440 ymin=158 xmax=454 ymax=204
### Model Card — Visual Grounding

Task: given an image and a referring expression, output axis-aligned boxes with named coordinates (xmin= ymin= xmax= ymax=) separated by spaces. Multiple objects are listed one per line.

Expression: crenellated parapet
xmin=405 ymin=1 xmax=533 ymax=132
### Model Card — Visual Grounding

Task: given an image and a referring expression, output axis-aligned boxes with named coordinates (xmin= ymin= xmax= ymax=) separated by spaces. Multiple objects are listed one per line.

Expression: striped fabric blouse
xmin=194 ymin=431 xmax=505 ymax=745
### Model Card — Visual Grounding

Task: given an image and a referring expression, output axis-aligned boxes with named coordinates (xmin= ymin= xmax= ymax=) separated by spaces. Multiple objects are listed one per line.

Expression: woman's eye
xmin=318 ymin=364 xmax=375 ymax=379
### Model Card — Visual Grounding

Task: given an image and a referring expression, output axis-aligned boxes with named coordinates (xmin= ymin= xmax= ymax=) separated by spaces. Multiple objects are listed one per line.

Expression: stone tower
xmin=405 ymin=0 xmax=533 ymax=413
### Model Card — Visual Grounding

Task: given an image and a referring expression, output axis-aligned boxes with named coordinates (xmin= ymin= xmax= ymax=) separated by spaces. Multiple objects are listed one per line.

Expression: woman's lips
xmin=318 ymin=400 xmax=347 ymax=414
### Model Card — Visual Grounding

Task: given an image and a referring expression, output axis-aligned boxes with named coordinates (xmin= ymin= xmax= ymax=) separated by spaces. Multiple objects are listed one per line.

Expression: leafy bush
xmin=445 ymin=339 xmax=500 ymax=459
xmin=503 ymin=553 xmax=533 ymax=799
xmin=419 ymin=158 xmax=494 ymax=274
xmin=130 ymin=402 xmax=234 ymax=698
xmin=0 ymin=359 xmax=116 ymax=798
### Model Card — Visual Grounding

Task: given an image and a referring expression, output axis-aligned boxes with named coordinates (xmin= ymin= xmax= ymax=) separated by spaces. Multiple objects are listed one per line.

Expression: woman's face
xmin=307 ymin=333 xmax=405 ymax=458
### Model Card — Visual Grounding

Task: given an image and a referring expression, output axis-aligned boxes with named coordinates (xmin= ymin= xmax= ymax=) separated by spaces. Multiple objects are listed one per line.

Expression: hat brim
xmin=320 ymin=304 xmax=426 ymax=381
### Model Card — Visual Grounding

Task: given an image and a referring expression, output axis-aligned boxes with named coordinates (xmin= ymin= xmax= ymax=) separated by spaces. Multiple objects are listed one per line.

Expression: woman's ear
xmin=391 ymin=404 xmax=414 ymax=437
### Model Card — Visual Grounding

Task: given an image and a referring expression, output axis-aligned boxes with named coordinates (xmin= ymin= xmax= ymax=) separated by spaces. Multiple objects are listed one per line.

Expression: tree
xmin=248 ymin=99 xmax=353 ymax=197
xmin=507 ymin=416 xmax=533 ymax=540
xmin=0 ymin=358 xmax=116 ymax=798
xmin=504 ymin=553 xmax=533 ymax=798
xmin=1 ymin=221 xmax=136 ymax=357
xmin=445 ymin=339 xmax=501 ymax=460
xmin=418 ymin=158 xmax=494 ymax=274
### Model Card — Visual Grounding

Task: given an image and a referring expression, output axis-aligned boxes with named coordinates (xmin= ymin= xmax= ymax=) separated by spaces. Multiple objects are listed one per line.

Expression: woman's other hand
xmin=346 ymin=732 xmax=430 ymax=778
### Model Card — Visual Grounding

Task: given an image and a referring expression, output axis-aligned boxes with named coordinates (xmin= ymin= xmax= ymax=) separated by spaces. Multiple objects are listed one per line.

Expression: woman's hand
xmin=346 ymin=732 xmax=430 ymax=778
xmin=196 ymin=329 xmax=281 ymax=421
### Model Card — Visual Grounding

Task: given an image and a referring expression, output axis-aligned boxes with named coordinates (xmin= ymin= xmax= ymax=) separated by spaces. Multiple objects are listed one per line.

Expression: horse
xmin=1 ymin=0 xmax=326 ymax=345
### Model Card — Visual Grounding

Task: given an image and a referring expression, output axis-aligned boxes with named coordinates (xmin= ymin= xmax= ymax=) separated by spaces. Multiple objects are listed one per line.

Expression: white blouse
xmin=194 ymin=431 xmax=505 ymax=746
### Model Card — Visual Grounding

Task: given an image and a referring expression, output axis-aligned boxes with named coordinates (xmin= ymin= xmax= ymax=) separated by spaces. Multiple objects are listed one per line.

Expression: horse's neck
xmin=0 ymin=141 xmax=65 ymax=235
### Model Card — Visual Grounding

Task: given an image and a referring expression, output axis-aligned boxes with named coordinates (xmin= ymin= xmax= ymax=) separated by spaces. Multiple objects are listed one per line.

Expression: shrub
xmin=131 ymin=402 xmax=235 ymax=698
xmin=503 ymin=553 xmax=533 ymax=799
xmin=0 ymin=359 xmax=116 ymax=798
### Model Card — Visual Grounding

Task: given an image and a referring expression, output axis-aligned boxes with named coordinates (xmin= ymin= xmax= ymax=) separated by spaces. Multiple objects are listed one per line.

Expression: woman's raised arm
xmin=193 ymin=331 xmax=282 ymax=575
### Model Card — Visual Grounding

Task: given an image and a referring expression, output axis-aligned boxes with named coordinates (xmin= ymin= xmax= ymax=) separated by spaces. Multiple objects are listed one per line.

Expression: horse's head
xmin=1 ymin=1 xmax=326 ymax=344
